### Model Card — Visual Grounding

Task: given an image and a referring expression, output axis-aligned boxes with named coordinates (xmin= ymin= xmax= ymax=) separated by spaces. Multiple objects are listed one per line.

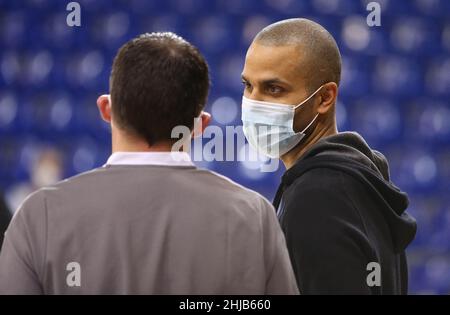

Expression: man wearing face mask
xmin=241 ymin=18 xmax=417 ymax=294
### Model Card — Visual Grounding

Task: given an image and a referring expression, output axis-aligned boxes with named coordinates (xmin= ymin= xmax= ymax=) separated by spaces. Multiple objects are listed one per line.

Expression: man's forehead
xmin=246 ymin=43 xmax=302 ymax=65
xmin=243 ymin=43 xmax=305 ymax=83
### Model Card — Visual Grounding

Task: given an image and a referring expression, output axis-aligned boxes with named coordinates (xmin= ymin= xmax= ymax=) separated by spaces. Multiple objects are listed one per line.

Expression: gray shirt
xmin=0 ymin=153 xmax=298 ymax=294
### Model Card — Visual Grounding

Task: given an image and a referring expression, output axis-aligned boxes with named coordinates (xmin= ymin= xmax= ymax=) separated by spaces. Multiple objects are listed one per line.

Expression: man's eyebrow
xmin=241 ymin=75 xmax=290 ymax=86
xmin=261 ymin=78 xmax=289 ymax=85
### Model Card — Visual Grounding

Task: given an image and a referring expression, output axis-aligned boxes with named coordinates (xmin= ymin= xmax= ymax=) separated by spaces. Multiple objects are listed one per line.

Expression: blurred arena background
xmin=0 ymin=0 xmax=449 ymax=294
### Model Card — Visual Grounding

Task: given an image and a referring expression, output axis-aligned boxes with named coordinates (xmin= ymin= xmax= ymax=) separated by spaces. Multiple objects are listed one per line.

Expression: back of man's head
xmin=110 ymin=32 xmax=210 ymax=146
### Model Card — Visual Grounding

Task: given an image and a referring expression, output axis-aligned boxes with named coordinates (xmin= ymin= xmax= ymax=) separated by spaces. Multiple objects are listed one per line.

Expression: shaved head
xmin=242 ymin=18 xmax=341 ymax=165
xmin=253 ymin=18 xmax=341 ymax=92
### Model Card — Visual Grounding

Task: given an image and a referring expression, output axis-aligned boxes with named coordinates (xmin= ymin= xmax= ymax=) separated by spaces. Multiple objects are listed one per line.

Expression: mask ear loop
xmin=292 ymin=84 xmax=324 ymax=134
xmin=299 ymin=113 xmax=319 ymax=134
xmin=293 ymin=84 xmax=325 ymax=110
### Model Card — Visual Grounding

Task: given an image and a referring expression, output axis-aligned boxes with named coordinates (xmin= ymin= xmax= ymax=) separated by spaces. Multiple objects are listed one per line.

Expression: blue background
xmin=0 ymin=0 xmax=449 ymax=294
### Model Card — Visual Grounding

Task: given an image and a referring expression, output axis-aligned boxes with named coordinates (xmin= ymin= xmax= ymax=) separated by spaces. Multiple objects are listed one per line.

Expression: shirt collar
xmin=105 ymin=151 xmax=194 ymax=167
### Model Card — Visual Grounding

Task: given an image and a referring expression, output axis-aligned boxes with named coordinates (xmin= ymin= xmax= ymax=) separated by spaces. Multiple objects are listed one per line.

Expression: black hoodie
xmin=273 ymin=132 xmax=417 ymax=295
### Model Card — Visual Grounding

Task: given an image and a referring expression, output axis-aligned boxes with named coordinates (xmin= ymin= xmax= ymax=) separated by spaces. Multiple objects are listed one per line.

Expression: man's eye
xmin=242 ymin=81 xmax=251 ymax=89
xmin=268 ymin=86 xmax=282 ymax=94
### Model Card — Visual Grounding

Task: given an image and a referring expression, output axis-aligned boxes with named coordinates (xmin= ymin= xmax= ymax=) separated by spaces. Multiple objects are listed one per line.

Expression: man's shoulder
xmin=281 ymin=167 xmax=361 ymax=221
xmin=14 ymin=167 xmax=106 ymax=213
xmin=191 ymin=168 xmax=274 ymax=210
xmin=191 ymin=168 xmax=258 ymax=195
xmin=34 ymin=166 xmax=274 ymax=216
xmin=53 ymin=167 xmax=108 ymax=188
xmin=289 ymin=167 xmax=357 ymax=193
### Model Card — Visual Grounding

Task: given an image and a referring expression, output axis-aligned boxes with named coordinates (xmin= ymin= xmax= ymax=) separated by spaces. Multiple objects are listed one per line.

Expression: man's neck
xmin=281 ymin=122 xmax=338 ymax=170
xmin=111 ymin=129 xmax=173 ymax=153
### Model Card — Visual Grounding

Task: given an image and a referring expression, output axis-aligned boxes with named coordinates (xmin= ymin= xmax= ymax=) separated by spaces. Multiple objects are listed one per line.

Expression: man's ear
xmin=200 ymin=111 xmax=211 ymax=134
xmin=192 ymin=111 xmax=211 ymax=138
xmin=97 ymin=94 xmax=112 ymax=123
xmin=317 ymin=82 xmax=338 ymax=115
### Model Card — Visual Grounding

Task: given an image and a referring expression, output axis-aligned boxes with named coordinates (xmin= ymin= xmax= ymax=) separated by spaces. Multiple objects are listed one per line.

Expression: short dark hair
xmin=109 ymin=32 xmax=210 ymax=146
xmin=254 ymin=18 xmax=341 ymax=92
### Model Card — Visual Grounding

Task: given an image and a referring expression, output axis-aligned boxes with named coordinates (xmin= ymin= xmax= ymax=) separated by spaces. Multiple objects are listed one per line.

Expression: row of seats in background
xmin=0 ymin=0 xmax=449 ymax=294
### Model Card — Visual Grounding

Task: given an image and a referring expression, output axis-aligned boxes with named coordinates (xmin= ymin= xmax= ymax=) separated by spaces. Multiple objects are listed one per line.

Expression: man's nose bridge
xmin=247 ymin=88 xmax=270 ymax=103
xmin=248 ymin=88 xmax=262 ymax=101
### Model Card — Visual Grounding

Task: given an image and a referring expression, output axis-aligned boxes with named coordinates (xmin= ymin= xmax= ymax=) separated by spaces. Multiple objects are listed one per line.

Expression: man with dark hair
xmin=109 ymin=32 xmax=210 ymax=147
xmin=0 ymin=32 xmax=298 ymax=294
xmin=241 ymin=18 xmax=417 ymax=294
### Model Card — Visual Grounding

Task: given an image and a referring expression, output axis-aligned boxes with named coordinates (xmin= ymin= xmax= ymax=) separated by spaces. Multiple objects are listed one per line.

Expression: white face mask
xmin=241 ymin=85 xmax=323 ymax=158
